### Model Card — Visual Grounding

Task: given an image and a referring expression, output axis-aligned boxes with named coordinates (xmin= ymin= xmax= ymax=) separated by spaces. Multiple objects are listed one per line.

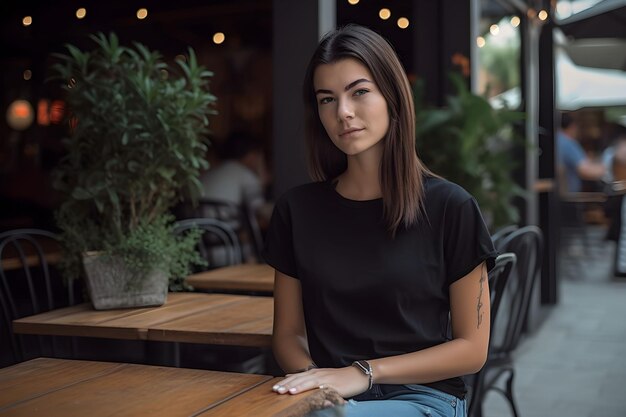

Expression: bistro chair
xmin=495 ymin=225 xmax=544 ymax=335
xmin=0 ymin=229 xmax=76 ymax=365
xmin=468 ymin=252 xmax=517 ymax=417
xmin=184 ymin=197 xmax=264 ymax=261
xmin=174 ymin=218 xmax=243 ymax=270
xmin=491 ymin=224 xmax=519 ymax=248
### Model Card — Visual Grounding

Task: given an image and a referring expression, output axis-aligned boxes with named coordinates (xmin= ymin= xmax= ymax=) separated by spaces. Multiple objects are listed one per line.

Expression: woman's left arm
xmin=275 ymin=261 xmax=490 ymax=397
xmin=372 ymin=260 xmax=490 ymax=384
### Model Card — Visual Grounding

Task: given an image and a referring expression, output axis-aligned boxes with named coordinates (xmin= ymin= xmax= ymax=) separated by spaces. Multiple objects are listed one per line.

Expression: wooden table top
xmin=0 ymin=358 xmax=331 ymax=417
xmin=13 ymin=292 xmax=273 ymax=347
xmin=186 ymin=263 xmax=275 ymax=293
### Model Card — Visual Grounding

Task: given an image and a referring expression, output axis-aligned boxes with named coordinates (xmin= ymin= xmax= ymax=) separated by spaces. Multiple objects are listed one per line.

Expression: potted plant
xmin=51 ymin=33 xmax=215 ymax=309
xmin=414 ymin=72 xmax=526 ymax=229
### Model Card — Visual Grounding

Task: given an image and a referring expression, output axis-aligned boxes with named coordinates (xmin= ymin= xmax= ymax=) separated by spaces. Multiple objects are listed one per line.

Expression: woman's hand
xmin=272 ymin=366 xmax=368 ymax=399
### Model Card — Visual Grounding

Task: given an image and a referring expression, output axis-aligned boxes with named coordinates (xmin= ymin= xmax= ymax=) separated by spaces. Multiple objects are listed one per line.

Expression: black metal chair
xmin=468 ymin=252 xmax=517 ymax=417
xmin=491 ymin=224 xmax=519 ymax=247
xmin=0 ymin=229 xmax=76 ymax=365
xmin=174 ymin=218 xmax=243 ymax=269
xmin=495 ymin=225 xmax=544 ymax=335
xmin=197 ymin=198 xmax=264 ymax=261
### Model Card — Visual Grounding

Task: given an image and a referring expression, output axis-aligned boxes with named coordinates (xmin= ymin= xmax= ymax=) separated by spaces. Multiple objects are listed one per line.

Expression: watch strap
xmin=351 ymin=360 xmax=373 ymax=390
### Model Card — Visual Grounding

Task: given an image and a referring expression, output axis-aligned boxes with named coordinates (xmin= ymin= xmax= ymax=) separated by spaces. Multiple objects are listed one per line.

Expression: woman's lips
xmin=339 ymin=128 xmax=364 ymax=137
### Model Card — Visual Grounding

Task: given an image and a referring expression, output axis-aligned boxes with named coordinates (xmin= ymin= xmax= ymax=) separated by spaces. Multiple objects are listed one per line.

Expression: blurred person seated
xmin=201 ymin=131 xmax=270 ymax=206
xmin=557 ymin=113 xmax=607 ymax=261
xmin=199 ymin=131 xmax=273 ymax=262
xmin=557 ymin=112 xmax=606 ymax=193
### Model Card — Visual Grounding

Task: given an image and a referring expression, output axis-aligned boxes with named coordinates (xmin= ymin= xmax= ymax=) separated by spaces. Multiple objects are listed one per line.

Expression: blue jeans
xmin=306 ymin=384 xmax=466 ymax=417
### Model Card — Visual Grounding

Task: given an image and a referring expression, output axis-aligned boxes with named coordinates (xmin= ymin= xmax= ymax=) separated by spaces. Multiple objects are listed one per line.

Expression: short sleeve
xmin=261 ymin=196 xmax=299 ymax=278
xmin=444 ymin=197 xmax=497 ymax=285
xmin=561 ymin=137 xmax=585 ymax=171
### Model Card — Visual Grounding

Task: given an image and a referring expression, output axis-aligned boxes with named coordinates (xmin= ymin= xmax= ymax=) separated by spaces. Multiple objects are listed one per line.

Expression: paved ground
xmin=483 ymin=226 xmax=626 ymax=417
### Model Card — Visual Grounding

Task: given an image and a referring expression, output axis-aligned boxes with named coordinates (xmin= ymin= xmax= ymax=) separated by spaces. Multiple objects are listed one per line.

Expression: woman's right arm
xmin=272 ymin=270 xmax=315 ymax=373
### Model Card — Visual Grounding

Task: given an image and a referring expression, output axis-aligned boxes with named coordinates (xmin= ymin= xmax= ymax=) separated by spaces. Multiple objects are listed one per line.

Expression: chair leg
xmin=504 ymin=369 xmax=520 ymax=417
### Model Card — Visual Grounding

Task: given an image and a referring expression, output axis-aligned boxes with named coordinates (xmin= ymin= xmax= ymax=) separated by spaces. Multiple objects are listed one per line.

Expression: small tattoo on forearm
xmin=477 ymin=263 xmax=486 ymax=329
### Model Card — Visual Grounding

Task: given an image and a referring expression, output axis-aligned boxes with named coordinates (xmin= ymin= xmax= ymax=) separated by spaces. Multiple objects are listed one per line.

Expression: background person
xmin=557 ymin=112 xmax=606 ymax=193
xmin=200 ymin=131 xmax=269 ymax=206
xmin=199 ymin=131 xmax=272 ymax=262
xmin=263 ymin=25 xmax=496 ymax=417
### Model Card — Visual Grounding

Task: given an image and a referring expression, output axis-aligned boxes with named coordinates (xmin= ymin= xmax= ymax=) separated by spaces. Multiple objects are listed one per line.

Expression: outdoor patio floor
xmin=483 ymin=225 xmax=626 ymax=417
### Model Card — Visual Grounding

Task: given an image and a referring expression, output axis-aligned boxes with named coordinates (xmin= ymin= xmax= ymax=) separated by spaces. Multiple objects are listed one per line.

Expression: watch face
xmin=353 ymin=360 xmax=372 ymax=375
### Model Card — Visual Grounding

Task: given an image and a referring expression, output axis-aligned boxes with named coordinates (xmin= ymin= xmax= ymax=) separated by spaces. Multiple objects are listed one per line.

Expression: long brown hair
xmin=303 ymin=24 xmax=431 ymax=235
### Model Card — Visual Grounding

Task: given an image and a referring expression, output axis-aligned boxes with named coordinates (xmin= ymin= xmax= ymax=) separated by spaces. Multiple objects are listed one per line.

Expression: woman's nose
xmin=337 ymin=99 xmax=355 ymax=121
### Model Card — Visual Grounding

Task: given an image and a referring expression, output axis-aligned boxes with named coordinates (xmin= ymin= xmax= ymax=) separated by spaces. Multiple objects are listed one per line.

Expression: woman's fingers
xmin=272 ymin=370 xmax=322 ymax=394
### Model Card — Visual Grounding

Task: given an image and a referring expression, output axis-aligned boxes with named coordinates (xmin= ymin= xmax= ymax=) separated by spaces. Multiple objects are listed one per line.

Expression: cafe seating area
xmin=0 ymin=220 xmax=548 ymax=416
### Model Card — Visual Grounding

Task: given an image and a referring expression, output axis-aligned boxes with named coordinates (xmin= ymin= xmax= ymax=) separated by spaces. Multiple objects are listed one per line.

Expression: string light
xmin=22 ymin=16 xmax=32 ymax=26
xmin=213 ymin=32 xmax=225 ymax=45
xmin=379 ymin=8 xmax=391 ymax=20
xmin=510 ymin=16 xmax=520 ymax=27
xmin=76 ymin=8 xmax=86 ymax=19
xmin=23 ymin=70 xmax=32 ymax=80
xmin=489 ymin=24 xmax=500 ymax=35
xmin=397 ymin=17 xmax=409 ymax=29
xmin=136 ymin=8 xmax=148 ymax=20
xmin=476 ymin=36 xmax=486 ymax=48
xmin=538 ymin=10 xmax=548 ymax=21
xmin=348 ymin=0 xmax=359 ymax=4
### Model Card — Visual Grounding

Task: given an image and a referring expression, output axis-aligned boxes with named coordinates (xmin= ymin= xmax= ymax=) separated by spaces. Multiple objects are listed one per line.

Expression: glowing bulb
xmin=76 ymin=8 xmax=86 ymax=19
xmin=348 ymin=0 xmax=359 ymax=4
xmin=379 ymin=8 xmax=391 ymax=20
xmin=213 ymin=32 xmax=225 ymax=44
xmin=137 ymin=8 xmax=148 ymax=20
xmin=489 ymin=24 xmax=500 ymax=35
xmin=397 ymin=17 xmax=409 ymax=29
xmin=538 ymin=10 xmax=548 ymax=21
xmin=510 ymin=16 xmax=520 ymax=27
xmin=6 ymin=100 xmax=34 ymax=131
xmin=476 ymin=37 xmax=486 ymax=48
xmin=22 ymin=16 xmax=32 ymax=26
xmin=23 ymin=70 xmax=32 ymax=80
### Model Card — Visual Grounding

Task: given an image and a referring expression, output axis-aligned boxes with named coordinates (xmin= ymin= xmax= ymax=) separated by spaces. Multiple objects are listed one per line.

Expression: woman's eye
xmin=319 ymin=97 xmax=334 ymax=105
xmin=354 ymin=89 xmax=369 ymax=97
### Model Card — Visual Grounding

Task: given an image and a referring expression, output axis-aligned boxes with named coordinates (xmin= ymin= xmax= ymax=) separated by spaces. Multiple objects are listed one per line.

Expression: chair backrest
xmin=490 ymin=224 xmax=519 ymax=248
xmin=487 ymin=253 xmax=517 ymax=337
xmin=0 ymin=229 xmax=75 ymax=364
xmin=492 ymin=225 xmax=543 ymax=356
xmin=174 ymin=218 xmax=243 ymax=269
xmin=193 ymin=198 xmax=263 ymax=261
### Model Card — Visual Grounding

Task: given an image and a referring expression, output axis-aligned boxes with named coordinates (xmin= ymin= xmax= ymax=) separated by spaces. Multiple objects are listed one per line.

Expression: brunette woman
xmin=263 ymin=24 xmax=497 ymax=417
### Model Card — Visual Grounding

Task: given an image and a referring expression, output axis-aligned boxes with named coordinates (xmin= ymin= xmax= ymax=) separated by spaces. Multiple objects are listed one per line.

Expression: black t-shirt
xmin=262 ymin=176 xmax=497 ymax=398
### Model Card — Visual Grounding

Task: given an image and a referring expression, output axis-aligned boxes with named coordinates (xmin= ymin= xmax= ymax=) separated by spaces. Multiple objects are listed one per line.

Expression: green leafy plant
xmin=414 ymin=72 xmax=526 ymax=229
xmin=51 ymin=32 xmax=215 ymax=289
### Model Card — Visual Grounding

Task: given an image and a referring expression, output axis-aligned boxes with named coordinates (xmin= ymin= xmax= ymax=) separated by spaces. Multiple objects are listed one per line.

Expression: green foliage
xmin=414 ymin=73 xmax=526 ymax=229
xmin=51 ymin=32 xmax=215 ymax=288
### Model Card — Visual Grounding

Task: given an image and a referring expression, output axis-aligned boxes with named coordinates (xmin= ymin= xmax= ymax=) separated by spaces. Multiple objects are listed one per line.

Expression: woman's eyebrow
xmin=315 ymin=78 xmax=372 ymax=95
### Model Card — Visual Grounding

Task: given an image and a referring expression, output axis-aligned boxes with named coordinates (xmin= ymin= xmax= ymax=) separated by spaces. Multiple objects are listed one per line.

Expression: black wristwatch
xmin=351 ymin=360 xmax=373 ymax=390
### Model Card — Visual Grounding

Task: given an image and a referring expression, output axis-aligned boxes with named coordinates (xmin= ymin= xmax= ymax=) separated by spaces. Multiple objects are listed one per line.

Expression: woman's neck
xmin=335 ymin=154 xmax=382 ymax=201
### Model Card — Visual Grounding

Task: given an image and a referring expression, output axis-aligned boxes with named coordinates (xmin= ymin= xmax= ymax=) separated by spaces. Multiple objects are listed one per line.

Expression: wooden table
xmin=13 ymin=292 xmax=273 ymax=347
xmin=186 ymin=263 xmax=275 ymax=293
xmin=0 ymin=237 xmax=62 ymax=272
xmin=0 ymin=358 xmax=335 ymax=417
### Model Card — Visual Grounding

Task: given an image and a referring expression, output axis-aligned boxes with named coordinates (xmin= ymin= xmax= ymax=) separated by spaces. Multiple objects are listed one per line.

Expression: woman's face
xmin=313 ymin=58 xmax=389 ymax=158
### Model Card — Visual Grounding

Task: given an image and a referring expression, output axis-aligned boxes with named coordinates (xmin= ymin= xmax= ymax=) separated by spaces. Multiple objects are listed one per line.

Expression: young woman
xmin=263 ymin=24 xmax=497 ymax=417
